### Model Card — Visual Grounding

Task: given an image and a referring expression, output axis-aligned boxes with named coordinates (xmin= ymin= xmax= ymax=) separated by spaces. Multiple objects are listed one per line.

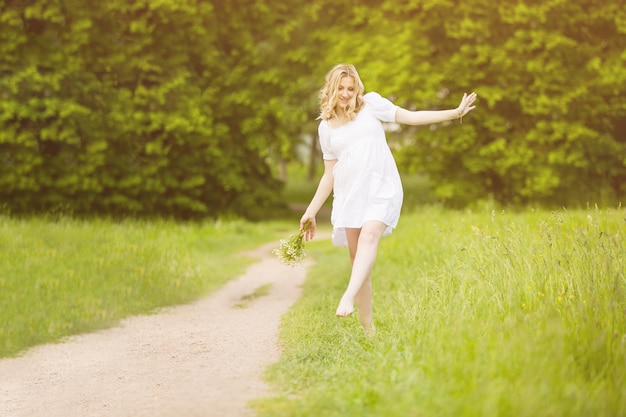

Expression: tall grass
xmin=0 ymin=216 xmax=291 ymax=357
xmin=255 ymin=206 xmax=626 ymax=417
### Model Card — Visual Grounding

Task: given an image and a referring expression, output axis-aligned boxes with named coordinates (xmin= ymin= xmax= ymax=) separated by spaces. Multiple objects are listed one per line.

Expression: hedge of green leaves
xmin=333 ymin=0 xmax=626 ymax=206
xmin=0 ymin=0 xmax=294 ymax=217
xmin=1 ymin=0 xmax=625 ymax=216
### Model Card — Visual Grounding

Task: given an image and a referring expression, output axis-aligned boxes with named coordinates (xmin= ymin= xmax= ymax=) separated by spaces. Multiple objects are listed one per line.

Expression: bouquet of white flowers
xmin=272 ymin=220 xmax=311 ymax=266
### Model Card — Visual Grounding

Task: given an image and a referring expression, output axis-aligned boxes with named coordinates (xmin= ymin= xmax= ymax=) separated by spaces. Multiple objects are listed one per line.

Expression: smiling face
xmin=335 ymin=75 xmax=355 ymax=112
xmin=319 ymin=64 xmax=365 ymax=121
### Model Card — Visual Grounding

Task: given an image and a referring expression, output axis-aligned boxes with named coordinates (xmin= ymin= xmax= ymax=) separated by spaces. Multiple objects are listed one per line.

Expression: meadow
xmin=0 ymin=215 xmax=292 ymax=357
xmin=255 ymin=204 xmax=626 ymax=417
xmin=1 ymin=166 xmax=624 ymax=416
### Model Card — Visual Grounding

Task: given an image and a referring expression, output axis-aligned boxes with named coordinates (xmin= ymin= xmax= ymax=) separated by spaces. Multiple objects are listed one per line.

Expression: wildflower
xmin=273 ymin=220 xmax=311 ymax=267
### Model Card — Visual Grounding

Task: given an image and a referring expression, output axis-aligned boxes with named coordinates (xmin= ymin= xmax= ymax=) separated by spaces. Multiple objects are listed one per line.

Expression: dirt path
xmin=0 ymin=239 xmax=316 ymax=417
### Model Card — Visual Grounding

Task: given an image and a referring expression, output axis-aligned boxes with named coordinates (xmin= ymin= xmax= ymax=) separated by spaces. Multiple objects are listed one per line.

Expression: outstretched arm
xmin=395 ymin=92 xmax=477 ymax=126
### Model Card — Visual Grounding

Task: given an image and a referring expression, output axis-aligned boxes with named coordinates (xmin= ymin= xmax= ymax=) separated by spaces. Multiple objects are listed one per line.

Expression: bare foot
xmin=335 ymin=295 xmax=354 ymax=317
xmin=363 ymin=324 xmax=376 ymax=338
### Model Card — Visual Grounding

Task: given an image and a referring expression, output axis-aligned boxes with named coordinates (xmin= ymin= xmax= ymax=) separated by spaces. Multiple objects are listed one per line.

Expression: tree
xmin=315 ymin=0 xmax=626 ymax=206
xmin=2 ymin=0 xmax=623 ymax=216
xmin=0 ymin=0 xmax=290 ymax=217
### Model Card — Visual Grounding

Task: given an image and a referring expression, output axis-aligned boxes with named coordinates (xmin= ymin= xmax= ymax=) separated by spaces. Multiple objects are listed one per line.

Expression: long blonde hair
xmin=318 ymin=64 xmax=365 ymax=121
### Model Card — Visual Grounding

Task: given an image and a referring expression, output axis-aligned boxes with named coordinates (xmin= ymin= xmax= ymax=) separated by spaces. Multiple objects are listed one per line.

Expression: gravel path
xmin=0 ymin=240 xmax=313 ymax=417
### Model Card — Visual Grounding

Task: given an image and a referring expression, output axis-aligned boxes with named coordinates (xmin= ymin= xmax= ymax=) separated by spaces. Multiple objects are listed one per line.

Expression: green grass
xmin=0 ymin=215 xmax=293 ymax=357
xmin=234 ymin=283 xmax=273 ymax=309
xmin=3 ymin=159 xmax=624 ymax=416
xmin=254 ymin=205 xmax=626 ymax=417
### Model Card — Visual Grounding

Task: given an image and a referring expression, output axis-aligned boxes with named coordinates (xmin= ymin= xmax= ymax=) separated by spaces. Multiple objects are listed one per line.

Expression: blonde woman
xmin=300 ymin=64 xmax=477 ymax=335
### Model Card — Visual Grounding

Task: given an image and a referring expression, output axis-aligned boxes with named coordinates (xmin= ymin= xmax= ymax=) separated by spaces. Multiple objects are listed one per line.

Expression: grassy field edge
xmin=0 ymin=216 xmax=295 ymax=358
xmin=254 ymin=206 xmax=626 ymax=417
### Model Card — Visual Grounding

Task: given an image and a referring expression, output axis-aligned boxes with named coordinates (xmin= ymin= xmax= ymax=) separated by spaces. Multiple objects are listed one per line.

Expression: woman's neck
xmin=335 ymin=107 xmax=347 ymax=121
xmin=328 ymin=108 xmax=350 ymax=129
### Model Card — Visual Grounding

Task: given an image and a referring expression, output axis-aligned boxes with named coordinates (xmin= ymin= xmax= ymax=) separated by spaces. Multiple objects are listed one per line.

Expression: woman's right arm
xmin=300 ymin=159 xmax=337 ymax=241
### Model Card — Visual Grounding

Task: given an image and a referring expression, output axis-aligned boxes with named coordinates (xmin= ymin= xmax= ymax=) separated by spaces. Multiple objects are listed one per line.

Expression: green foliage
xmin=255 ymin=206 xmax=626 ymax=417
xmin=312 ymin=0 xmax=626 ymax=206
xmin=1 ymin=0 xmax=624 ymax=214
xmin=0 ymin=0 xmax=286 ymax=217
xmin=385 ymin=0 xmax=625 ymax=205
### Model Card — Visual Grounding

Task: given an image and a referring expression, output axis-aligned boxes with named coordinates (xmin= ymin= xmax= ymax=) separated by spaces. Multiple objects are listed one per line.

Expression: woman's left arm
xmin=395 ymin=92 xmax=477 ymax=126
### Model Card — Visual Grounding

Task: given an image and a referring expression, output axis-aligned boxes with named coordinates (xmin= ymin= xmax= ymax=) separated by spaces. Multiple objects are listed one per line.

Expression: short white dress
xmin=319 ymin=92 xmax=404 ymax=247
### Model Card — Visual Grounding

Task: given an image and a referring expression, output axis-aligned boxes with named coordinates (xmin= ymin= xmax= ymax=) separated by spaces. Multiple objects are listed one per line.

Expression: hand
xmin=456 ymin=92 xmax=477 ymax=118
xmin=299 ymin=214 xmax=316 ymax=241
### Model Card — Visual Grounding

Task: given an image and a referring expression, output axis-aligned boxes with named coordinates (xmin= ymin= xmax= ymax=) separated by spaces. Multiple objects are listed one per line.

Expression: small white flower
xmin=272 ymin=220 xmax=311 ymax=267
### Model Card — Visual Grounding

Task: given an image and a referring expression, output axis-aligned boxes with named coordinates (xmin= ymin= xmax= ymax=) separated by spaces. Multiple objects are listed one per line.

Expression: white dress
xmin=318 ymin=92 xmax=404 ymax=247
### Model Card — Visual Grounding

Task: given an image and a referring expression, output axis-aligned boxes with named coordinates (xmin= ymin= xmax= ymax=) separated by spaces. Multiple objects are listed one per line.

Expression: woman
xmin=300 ymin=64 xmax=477 ymax=335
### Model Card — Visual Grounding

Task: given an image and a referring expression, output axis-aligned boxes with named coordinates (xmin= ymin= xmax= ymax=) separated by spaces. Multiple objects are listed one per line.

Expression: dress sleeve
xmin=318 ymin=121 xmax=336 ymax=160
xmin=363 ymin=92 xmax=399 ymax=123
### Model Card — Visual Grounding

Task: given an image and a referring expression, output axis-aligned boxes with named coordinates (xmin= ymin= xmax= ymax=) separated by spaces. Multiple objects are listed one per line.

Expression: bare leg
xmin=336 ymin=220 xmax=387 ymax=322
xmin=355 ymin=278 xmax=376 ymax=336
xmin=345 ymin=228 xmax=376 ymax=335
xmin=346 ymin=229 xmax=376 ymax=336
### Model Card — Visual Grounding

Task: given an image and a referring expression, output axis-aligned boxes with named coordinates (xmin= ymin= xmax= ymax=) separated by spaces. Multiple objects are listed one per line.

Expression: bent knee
xmin=358 ymin=228 xmax=383 ymax=246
